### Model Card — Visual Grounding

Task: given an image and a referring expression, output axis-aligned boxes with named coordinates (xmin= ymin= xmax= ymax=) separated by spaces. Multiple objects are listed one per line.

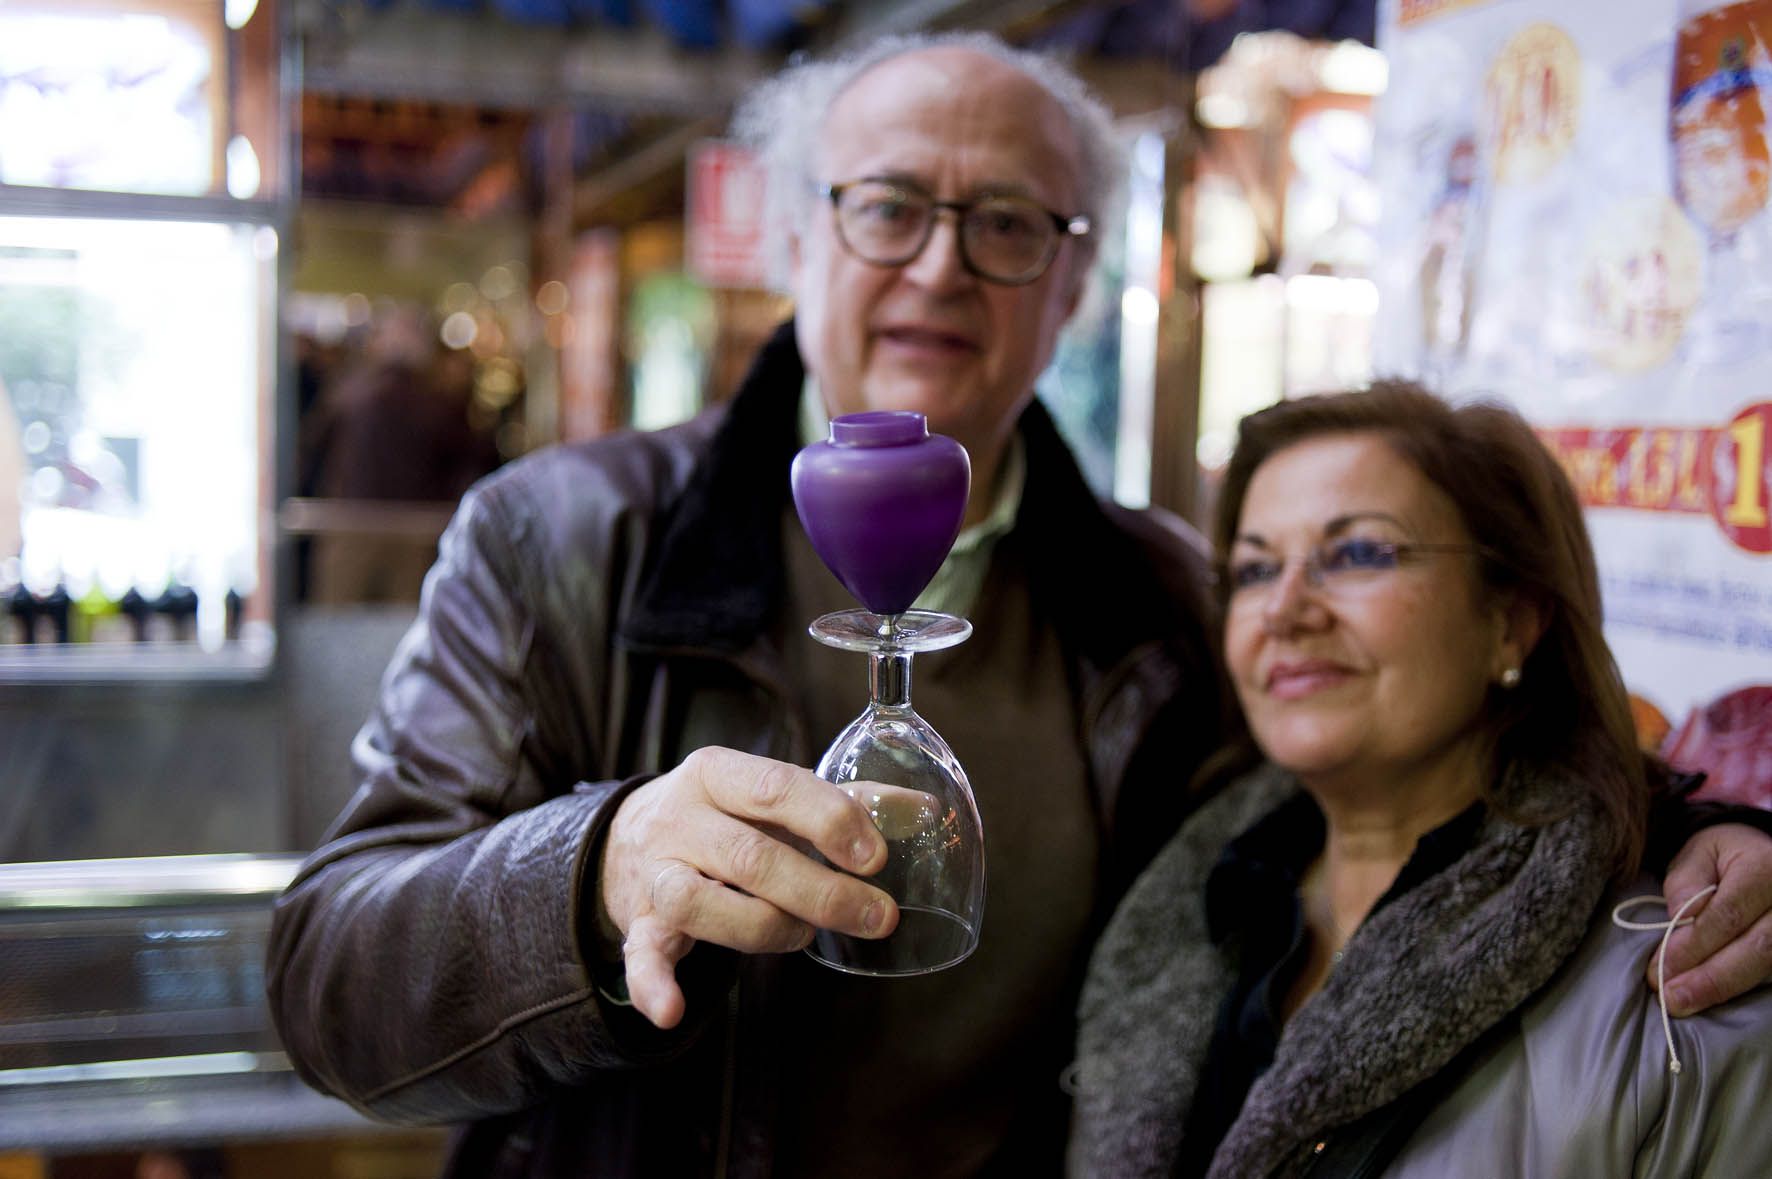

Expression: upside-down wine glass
xmin=790 ymin=410 xmax=984 ymax=975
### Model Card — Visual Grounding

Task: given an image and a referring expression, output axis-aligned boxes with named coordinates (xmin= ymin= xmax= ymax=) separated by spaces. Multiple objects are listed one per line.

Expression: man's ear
xmin=1060 ymin=249 xmax=1091 ymax=323
xmin=786 ymin=230 xmax=804 ymax=293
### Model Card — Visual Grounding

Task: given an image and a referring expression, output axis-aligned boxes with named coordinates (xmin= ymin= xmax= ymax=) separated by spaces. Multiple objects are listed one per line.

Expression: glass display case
xmin=0 ymin=853 xmax=402 ymax=1154
xmin=0 ymin=0 xmax=287 ymax=680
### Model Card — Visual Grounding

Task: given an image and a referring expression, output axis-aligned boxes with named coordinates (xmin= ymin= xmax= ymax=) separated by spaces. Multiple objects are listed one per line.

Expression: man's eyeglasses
xmin=819 ymin=178 xmax=1091 ymax=286
xmin=1219 ymin=538 xmax=1488 ymax=600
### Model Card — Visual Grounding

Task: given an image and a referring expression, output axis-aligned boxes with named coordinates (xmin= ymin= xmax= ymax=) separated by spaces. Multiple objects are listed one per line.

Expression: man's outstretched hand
xmin=596 ymin=747 xmax=900 ymax=1029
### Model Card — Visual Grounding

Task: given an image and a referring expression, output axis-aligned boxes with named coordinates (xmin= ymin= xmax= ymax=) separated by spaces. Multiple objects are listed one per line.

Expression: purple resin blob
xmin=791 ymin=411 xmax=970 ymax=616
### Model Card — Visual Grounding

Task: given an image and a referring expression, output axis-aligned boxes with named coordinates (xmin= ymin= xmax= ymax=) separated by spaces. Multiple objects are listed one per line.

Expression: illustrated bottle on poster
xmin=1670 ymin=0 xmax=1772 ymax=358
xmin=1418 ymin=133 xmax=1486 ymax=382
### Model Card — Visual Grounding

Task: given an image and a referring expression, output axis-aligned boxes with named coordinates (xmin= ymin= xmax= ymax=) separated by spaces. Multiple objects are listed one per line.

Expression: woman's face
xmin=1223 ymin=433 xmax=1524 ymax=800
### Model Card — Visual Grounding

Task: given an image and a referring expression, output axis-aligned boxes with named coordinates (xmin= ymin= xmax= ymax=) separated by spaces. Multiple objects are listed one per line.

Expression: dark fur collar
xmin=618 ymin=321 xmax=804 ymax=650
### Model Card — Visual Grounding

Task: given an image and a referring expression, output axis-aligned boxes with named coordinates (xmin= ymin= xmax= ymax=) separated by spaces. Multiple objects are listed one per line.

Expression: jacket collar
xmin=1216 ymin=772 xmax=1611 ymax=1178
xmin=621 ymin=318 xmax=1191 ymax=675
xmin=620 ymin=321 xmax=804 ymax=651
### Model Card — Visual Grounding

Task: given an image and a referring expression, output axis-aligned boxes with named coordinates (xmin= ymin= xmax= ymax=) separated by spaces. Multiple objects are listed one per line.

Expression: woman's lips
xmin=1264 ymin=660 xmax=1353 ymax=700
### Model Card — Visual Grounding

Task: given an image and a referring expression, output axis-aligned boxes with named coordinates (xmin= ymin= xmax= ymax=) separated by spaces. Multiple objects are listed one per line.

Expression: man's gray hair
xmin=730 ymin=30 xmax=1126 ymax=290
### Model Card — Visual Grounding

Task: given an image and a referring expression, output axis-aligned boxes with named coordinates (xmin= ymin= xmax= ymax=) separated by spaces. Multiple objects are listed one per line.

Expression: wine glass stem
xmin=868 ymin=648 xmax=914 ymax=709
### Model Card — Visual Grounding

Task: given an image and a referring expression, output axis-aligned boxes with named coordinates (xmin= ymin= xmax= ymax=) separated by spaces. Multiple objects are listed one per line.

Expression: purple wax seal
xmin=791 ymin=411 xmax=970 ymax=616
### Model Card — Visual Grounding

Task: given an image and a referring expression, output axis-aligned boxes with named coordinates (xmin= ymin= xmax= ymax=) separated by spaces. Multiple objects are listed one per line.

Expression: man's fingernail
xmin=851 ymin=837 xmax=875 ymax=867
xmin=1665 ymin=984 xmax=1690 ymax=1014
xmin=862 ymin=899 xmax=886 ymax=935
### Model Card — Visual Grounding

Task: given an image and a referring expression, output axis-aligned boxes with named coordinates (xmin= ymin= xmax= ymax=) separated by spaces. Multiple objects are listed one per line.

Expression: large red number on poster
xmin=1720 ymin=403 xmax=1769 ymax=539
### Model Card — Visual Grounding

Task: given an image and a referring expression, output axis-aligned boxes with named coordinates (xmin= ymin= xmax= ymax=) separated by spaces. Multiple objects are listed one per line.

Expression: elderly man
xmin=268 ymin=31 xmax=1772 ymax=1179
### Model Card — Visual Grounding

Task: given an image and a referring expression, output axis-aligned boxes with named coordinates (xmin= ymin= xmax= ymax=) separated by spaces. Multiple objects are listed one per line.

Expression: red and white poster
xmin=685 ymin=139 xmax=769 ymax=290
xmin=559 ymin=229 xmax=623 ymax=442
xmin=1374 ymin=0 xmax=1772 ymax=806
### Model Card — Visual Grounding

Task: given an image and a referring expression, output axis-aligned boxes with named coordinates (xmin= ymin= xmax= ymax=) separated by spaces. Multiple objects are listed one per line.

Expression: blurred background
xmin=3 ymin=0 xmax=1664 ymax=1173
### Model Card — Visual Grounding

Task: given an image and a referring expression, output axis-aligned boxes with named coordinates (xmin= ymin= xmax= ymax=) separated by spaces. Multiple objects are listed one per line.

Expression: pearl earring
xmin=1499 ymin=667 xmax=1522 ymax=688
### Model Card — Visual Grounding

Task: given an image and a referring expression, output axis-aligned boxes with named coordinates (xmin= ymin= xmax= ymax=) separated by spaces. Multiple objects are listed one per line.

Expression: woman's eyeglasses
xmin=1220 ymin=538 xmax=1486 ymax=599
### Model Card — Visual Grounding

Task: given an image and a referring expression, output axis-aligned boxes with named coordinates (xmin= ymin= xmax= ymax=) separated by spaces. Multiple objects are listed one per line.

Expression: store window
xmin=1191 ymin=33 xmax=1386 ymax=517
xmin=1 ymin=215 xmax=274 ymax=652
xmin=1041 ymin=125 xmax=1174 ymax=507
xmin=0 ymin=0 xmax=284 ymax=675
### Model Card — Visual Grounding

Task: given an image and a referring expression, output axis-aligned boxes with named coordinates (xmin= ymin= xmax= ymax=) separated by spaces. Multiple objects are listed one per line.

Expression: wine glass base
xmin=806 ymin=904 xmax=978 ymax=976
xmin=808 ymin=609 xmax=972 ymax=654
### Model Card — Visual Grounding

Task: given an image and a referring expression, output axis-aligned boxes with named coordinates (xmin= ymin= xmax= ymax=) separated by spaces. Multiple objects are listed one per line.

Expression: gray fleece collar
xmin=1071 ymin=763 xmax=1614 ymax=1179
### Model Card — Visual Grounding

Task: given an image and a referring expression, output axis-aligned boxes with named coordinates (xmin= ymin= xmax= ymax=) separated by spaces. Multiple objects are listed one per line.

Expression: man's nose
xmin=901 ymin=211 xmax=973 ymax=292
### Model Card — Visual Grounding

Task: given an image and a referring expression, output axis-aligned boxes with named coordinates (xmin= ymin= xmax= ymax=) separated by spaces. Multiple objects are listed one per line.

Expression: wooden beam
xmin=570 ymin=116 xmax=722 ymax=221
xmin=1147 ymin=81 xmax=1205 ymax=528
xmin=296 ymin=5 xmax=772 ymax=113
xmin=823 ymin=0 xmax=1096 ymax=45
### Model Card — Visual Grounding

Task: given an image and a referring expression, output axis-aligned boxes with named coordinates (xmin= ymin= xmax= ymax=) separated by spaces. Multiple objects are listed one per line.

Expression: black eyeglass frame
xmin=818 ymin=178 xmax=1092 ymax=286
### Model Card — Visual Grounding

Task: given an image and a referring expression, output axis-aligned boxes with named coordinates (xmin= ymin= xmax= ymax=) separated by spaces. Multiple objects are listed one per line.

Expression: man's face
xmin=790 ymin=48 xmax=1088 ymax=467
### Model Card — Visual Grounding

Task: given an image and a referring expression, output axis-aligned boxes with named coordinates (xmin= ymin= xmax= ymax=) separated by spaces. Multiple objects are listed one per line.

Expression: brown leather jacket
xmin=267 ymin=323 xmax=1227 ymax=1177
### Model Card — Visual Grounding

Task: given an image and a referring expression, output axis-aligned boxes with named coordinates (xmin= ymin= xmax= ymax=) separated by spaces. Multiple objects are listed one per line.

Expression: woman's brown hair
xmin=1206 ymin=380 xmax=1647 ymax=879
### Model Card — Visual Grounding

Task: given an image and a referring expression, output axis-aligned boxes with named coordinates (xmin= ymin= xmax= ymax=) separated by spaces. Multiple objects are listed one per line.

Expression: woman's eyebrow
xmin=1233 ymin=511 xmax=1407 ymax=549
xmin=1322 ymin=511 xmax=1408 ymax=536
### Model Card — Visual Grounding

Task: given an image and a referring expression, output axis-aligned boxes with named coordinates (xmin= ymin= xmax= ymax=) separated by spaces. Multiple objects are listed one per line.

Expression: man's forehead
xmin=824 ymin=48 xmax=1064 ymax=132
xmin=815 ymin=49 xmax=1081 ymax=201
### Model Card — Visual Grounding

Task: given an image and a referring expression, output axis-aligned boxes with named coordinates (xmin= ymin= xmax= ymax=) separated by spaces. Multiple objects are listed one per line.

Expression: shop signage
xmin=686 ymin=139 xmax=770 ymax=290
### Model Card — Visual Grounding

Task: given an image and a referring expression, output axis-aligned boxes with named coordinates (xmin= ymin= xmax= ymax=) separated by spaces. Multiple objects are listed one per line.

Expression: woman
xmin=1069 ymin=383 xmax=1772 ymax=1177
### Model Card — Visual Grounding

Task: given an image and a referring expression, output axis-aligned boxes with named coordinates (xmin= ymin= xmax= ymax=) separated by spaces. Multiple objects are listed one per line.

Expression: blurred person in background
xmin=1071 ymin=386 xmax=1772 ymax=1177
xmin=269 ymin=32 xmax=1772 ymax=1179
xmin=134 ymin=1148 xmax=225 ymax=1179
xmin=302 ymin=304 xmax=499 ymax=603
xmin=291 ymin=330 xmax=343 ymax=601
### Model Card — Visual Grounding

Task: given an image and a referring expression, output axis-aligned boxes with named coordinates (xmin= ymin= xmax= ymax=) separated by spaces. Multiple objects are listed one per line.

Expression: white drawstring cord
xmin=1611 ymin=884 xmax=1719 ymax=1075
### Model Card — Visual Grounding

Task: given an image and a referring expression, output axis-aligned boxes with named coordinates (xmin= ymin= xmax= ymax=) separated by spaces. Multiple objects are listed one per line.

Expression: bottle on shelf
xmin=39 ymin=580 xmax=71 ymax=645
xmin=4 ymin=579 xmax=35 ymax=644
xmin=73 ymin=579 xmax=128 ymax=644
xmin=224 ymin=586 xmax=244 ymax=642
xmin=118 ymin=586 xmax=153 ymax=642
xmin=153 ymin=578 xmax=198 ymax=643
